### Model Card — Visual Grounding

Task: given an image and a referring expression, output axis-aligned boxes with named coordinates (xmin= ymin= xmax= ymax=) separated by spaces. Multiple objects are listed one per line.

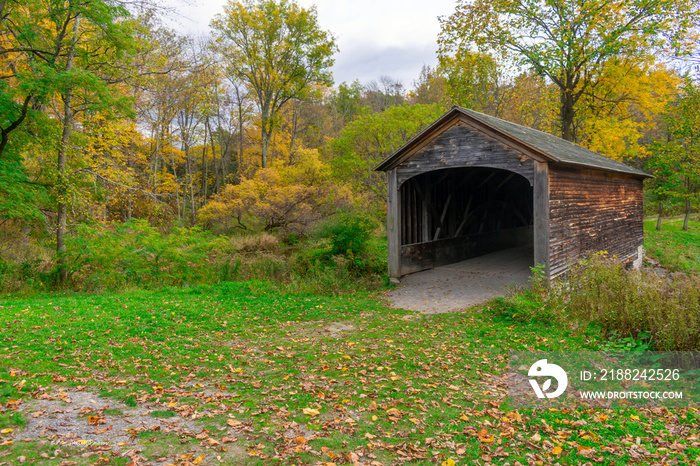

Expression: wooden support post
xmin=454 ymin=196 xmax=473 ymax=237
xmin=534 ymin=161 xmax=550 ymax=277
xmin=387 ymin=169 xmax=401 ymax=282
xmin=422 ymin=184 xmax=430 ymax=243
xmin=433 ymin=194 xmax=452 ymax=240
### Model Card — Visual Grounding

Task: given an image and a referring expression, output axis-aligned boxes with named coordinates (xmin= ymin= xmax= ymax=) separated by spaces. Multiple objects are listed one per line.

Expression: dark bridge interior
xmin=398 ymin=167 xmax=534 ymax=273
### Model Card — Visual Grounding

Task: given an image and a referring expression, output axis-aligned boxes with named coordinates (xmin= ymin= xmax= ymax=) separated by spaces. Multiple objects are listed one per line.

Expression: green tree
xmin=1 ymin=0 xmax=140 ymax=283
xmin=438 ymin=0 xmax=699 ymax=142
xmin=211 ymin=0 xmax=336 ymax=169
xmin=665 ymin=79 xmax=700 ymax=230
xmin=329 ymin=103 xmax=446 ymax=208
xmin=329 ymin=80 xmax=364 ymax=124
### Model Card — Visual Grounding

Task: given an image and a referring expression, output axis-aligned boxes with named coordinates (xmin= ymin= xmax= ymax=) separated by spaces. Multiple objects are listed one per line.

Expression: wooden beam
xmin=411 ymin=177 xmax=425 ymax=201
xmin=534 ymin=161 xmax=550 ymax=278
xmin=422 ymin=185 xmax=430 ymax=242
xmin=476 ymin=172 xmax=496 ymax=189
xmin=433 ymin=194 xmax=452 ymax=241
xmin=495 ymin=173 xmax=516 ymax=190
xmin=387 ymin=169 xmax=401 ymax=281
xmin=454 ymin=196 xmax=473 ymax=237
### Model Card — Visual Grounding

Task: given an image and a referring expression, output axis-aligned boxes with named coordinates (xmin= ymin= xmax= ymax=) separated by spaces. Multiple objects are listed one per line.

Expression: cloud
xmin=332 ymin=42 xmax=438 ymax=88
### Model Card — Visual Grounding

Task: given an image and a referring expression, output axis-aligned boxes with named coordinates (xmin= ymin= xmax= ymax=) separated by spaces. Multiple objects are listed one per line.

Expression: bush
xmin=566 ymin=255 xmax=700 ymax=351
xmin=1 ymin=216 xmax=387 ymax=295
xmin=314 ymin=212 xmax=385 ymax=275
xmin=324 ymin=212 xmax=376 ymax=258
xmin=231 ymin=232 xmax=280 ymax=252
xmin=63 ymin=220 xmax=233 ymax=290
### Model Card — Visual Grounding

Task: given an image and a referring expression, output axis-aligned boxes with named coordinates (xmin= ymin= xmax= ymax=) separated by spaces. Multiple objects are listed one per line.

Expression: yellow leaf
xmin=442 ymin=459 xmax=456 ymax=466
xmin=0 ymin=428 xmax=12 ymax=434
xmin=630 ymin=414 xmax=640 ymax=420
xmin=303 ymin=407 xmax=320 ymax=416
xmin=552 ymin=446 xmax=563 ymax=455
xmin=193 ymin=455 xmax=206 ymax=465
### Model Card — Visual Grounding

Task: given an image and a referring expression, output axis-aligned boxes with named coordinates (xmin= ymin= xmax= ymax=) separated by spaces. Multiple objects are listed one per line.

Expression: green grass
xmin=1 ymin=280 xmax=698 ymax=465
xmin=644 ymin=216 xmax=700 ymax=272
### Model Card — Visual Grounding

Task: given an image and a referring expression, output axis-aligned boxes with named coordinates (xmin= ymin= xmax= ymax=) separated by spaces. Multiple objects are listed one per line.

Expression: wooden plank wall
xmin=548 ymin=166 xmax=644 ymax=277
xmin=396 ymin=121 xmax=535 ymax=187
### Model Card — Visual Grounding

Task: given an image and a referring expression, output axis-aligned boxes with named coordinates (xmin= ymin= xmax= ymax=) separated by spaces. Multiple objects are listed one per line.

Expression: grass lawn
xmin=1 ymin=279 xmax=699 ymax=465
xmin=644 ymin=216 xmax=700 ymax=272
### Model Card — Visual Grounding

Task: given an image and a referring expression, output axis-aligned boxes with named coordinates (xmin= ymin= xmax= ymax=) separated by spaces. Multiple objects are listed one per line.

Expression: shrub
xmin=232 ymin=232 xmax=280 ymax=252
xmin=63 ymin=220 xmax=233 ymax=290
xmin=566 ymin=255 xmax=700 ymax=351
xmin=198 ymin=150 xmax=352 ymax=233
xmin=324 ymin=212 xmax=376 ymax=258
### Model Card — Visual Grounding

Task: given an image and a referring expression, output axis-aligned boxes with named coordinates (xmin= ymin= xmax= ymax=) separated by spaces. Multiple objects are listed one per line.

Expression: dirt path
xmin=9 ymin=387 xmax=245 ymax=465
xmin=386 ymin=246 xmax=533 ymax=314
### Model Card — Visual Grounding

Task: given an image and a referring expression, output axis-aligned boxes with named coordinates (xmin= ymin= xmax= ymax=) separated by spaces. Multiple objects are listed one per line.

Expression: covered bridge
xmin=375 ymin=106 xmax=650 ymax=281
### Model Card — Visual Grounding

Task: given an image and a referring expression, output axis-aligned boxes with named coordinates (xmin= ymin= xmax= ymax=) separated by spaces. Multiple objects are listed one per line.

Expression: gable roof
xmin=374 ymin=106 xmax=651 ymax=178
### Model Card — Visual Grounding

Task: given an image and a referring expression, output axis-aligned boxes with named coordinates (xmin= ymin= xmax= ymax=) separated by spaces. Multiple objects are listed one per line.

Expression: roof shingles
xmin=376 ymin=106 xmax=650 ymax=178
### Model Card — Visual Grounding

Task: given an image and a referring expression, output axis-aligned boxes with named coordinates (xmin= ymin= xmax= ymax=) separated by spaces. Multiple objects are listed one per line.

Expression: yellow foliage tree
xmin=199 ymin=149 xmax=350 ymax=232
xmin=578 ymin=63 xmax=680 ymax=160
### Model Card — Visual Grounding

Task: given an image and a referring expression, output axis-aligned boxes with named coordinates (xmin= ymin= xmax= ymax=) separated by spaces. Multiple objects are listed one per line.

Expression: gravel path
xmin=386 ymin=246 xmax=533 ymax=314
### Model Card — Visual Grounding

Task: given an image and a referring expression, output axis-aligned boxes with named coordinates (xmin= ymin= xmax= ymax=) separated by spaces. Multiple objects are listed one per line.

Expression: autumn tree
xmin=438 ymin=0 xmax=700 ymax=142
xmin=577 ymin=63 xmax=679 ymax=160
xmin=409 ymin=65 xmax=447 ymax=106
xmin=499 ymin=71 xmax=558 ymax=133
xmin=199 ymin=149 xmax=349 ymax=232
xmin=438 ymin=51 xmax=503 ymax=114
xmin=211 ymin=0 xmax=336 ymax=168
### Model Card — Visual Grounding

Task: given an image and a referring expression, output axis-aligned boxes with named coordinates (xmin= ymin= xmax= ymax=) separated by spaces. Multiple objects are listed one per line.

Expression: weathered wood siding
xmin=548 ymin=166 xmax=644 ymax=277
xmin=396 ymin=122 xmax=535 ymax=187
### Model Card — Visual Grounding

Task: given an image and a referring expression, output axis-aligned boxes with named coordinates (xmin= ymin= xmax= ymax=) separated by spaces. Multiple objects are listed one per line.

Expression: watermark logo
xmin=528 ymin=359 xmax=568 ymax=399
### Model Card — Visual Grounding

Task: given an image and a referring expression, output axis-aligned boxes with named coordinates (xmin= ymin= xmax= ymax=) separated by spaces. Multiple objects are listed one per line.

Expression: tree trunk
xmin=169 ymin=126 xmax=181 ymax=221
xmin=656 ymin=202 xmax=663 ymax=231
xmin=237 ymin=99 xmax=244 ymax=178
xmin=209 ymin=120 xmax=220 ymax=194
xmin=56 ymin=14 xmax=80 ymax=286
xmin=560 ymin=87 xmax=575 ymax=142
xmin=289 ymin=101 xmax=299 ymax=164
xmin=261 ymin=127 xmax=269 ymax=168
xmin=188 ymin=150 xmax=196 ymax=224
xmin=683 ymin=195 xmax=690 ymax=231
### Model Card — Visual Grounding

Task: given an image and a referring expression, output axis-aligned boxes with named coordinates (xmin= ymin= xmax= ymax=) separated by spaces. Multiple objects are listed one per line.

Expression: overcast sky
xmin=165 ymin=0 xmax=458 ymax=88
